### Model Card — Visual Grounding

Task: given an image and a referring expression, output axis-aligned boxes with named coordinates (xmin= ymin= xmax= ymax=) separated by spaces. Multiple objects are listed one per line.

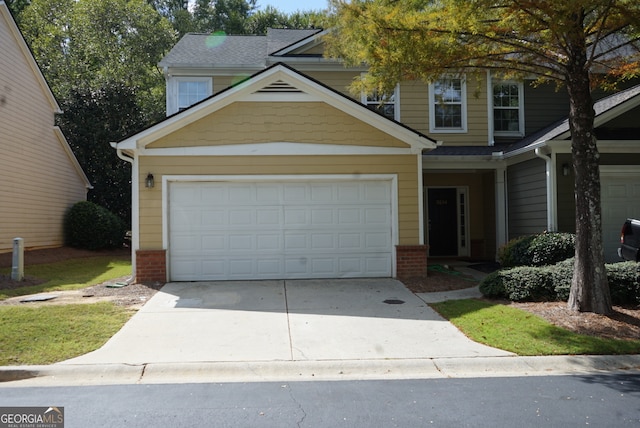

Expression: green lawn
xmin=431 ymin=299 xmax=640 ymax=356
xmin=0 ymin=302 xmax=132 ymax=365
xmin=0 ymin=256 xmax=131 ymax=299
xmin=0 ymin=254 xmax=134 ymax=365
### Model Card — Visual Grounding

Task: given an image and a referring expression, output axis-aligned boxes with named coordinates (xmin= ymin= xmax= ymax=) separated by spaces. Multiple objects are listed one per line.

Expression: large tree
xmin=326 ymin=0 xmax=640 ymax=314
xmin=19 ymin=0 xmax=176 ymax=121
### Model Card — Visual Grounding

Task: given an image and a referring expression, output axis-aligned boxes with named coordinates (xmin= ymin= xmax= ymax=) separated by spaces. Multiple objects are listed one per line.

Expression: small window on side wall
xmin=429 ymin=76 xmax=467 ymax=133
xmin=176 ymin=78 xmax=212 ymax=112
xmin=493 ymin=81 xmax=524 ymax=136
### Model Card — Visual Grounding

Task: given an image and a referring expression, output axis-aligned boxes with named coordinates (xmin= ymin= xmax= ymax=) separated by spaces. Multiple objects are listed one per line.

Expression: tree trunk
xmin=565 ymin=24 xmax=612 ymax=315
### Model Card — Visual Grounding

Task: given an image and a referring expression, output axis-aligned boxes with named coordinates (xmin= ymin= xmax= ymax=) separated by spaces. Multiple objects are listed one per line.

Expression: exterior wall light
xmin=562 ymin=164 xmax=571 ymax=177
xmin=145 ymin=173 xmax=155 ymax=188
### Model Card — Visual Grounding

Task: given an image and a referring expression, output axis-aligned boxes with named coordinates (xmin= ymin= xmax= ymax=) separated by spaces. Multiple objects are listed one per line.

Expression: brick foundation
xmin=396 ymin=245 xmax=428 ymax=279
xmin=136 ymin=249 xmax=167 ymax=283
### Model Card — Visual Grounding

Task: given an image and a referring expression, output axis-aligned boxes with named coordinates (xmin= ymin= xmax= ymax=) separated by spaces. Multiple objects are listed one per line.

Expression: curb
xmin=2 ymin=355 xmax=640 ymax=387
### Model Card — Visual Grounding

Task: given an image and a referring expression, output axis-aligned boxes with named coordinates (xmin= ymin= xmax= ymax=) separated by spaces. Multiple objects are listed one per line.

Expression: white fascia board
xmin=548 ymin=139 xmax=640 ymax=154
xmin=140 ymin=142 xmax=418 ymax=157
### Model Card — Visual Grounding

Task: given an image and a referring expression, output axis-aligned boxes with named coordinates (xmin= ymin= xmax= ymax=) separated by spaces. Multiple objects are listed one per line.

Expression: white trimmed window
xmin=493 ymin=81 xmax=524 ymax=135
xmin=361 ymin=86 xmax=400 ymax=121
xmin=429 ymin=77 xmax=467 ymax=132
xmin=174 ymin=77 xmax=212 ymax=112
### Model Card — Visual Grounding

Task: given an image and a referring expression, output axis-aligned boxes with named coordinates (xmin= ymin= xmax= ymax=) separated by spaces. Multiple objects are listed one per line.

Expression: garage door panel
xmin=601 ymin=174 xmax=640 ymax=262
xmin=169 ymin=180 xmax=393 ymax=280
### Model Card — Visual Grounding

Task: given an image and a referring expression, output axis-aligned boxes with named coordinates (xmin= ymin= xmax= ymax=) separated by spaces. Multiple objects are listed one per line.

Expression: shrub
xmin=498 ymin=235 xmax=535 ymax=267
xmin=64 ymin=201 xmax=125 ymax=250
xmin=529 ymin=232 xmax=575 ymax=266
xmin=497 ymin=232 xmax=575 ymax=268
xmin=501 ymin=266 xmax=556 ymax=301
xmin=606 ymin=262 xmax=640 ymax=305
xmin=551 ymin=258 xmax=575 ymax=301
xmin=479 ymin=270 xmax=507 ymax=298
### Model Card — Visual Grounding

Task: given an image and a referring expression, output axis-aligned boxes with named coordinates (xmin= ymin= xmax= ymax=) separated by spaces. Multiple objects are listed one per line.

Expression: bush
xmin=529 ymin=232 xmax=575 ymax=266
xmin=480 ymin=257 xmax=640 ymax=305
xmin=551 ymin=258 xmax=574 ymax=301
xmin=64 ymin=201 xmax=125 ymax=250
xmin=499 ymin=266 xmax=556 ymax=301
xmin=479 ymin=270 xmax=506 ymax=298
xmin=498 ymin=235 xmax=536 ymax=267
xmin=497 ymin=232 xmax=575 ymax=268
xmin=606 ymin=262 xmax=640 ymax=305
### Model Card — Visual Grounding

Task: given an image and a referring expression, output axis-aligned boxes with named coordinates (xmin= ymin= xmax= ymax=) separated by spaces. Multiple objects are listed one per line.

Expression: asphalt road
xmin=1 ymin=374 xmax=639 ymax=427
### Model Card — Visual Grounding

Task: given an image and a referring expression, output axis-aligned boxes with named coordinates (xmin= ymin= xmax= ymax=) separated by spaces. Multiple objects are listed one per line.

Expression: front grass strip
xmin=431 ymin=299 xmax=640 ymax=356
xmin=0 ymin=302 xmax=133 ymax=365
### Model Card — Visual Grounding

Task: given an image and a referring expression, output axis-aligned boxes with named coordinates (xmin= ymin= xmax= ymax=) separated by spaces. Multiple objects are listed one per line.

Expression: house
xmin=115 ymin=28 xmax=640 ymax=283
xmin=0 ymin=2 xmax=91 ymax=252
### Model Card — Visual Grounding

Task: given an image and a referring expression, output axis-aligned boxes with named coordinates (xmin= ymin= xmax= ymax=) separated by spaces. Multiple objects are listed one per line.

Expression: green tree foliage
xmin=19 ymin=0 xmax=176 ymax=119
xmin=326 ymin=0 xmax=640 ymax=314
xmin=56 ymin=84 xmax=147 ymax=227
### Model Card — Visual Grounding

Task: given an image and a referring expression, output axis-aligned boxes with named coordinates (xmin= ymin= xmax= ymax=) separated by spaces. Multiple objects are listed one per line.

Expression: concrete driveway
xmin=62 ymin=278 xmax=511 ymax=366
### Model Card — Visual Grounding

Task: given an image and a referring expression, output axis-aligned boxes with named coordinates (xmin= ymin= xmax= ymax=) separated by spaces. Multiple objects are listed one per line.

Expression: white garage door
xmin=168 ymin=180 xmax=393 ymax=280
xmin=601 ymin=169 xmax=640 ymax=262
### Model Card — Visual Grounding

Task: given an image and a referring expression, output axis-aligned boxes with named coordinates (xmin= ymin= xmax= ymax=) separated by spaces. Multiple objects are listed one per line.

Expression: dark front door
xmin=428 ymin=188 xmax=458 ymax=256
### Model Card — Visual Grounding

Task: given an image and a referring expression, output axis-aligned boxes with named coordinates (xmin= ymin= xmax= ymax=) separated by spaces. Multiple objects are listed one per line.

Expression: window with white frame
xmin=361 ymin=86 xmax=399 ymax=121
xmin=429 ymin=77 xmax=467 ymax=132
xmin=175 ymin=77 xmax=212 ymax=112
xmin=492 ymin=81 xmax=524 ymax=135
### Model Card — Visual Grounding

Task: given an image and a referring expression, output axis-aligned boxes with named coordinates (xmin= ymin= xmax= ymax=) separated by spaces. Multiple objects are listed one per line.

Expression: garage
xmin=600 ymin=167 xmax=640 ymax=262
xmin=168 ymin=179 xmax=394 ymax=280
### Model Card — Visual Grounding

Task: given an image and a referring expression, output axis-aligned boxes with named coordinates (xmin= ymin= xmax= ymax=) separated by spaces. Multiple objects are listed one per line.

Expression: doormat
xmin=467 ymin=262 xmax=501 ymax=273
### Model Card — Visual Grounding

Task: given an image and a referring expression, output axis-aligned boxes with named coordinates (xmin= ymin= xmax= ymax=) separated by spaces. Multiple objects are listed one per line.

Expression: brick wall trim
xmin=136 ymin=249 xmax=167 ymax=283
xmin=396 ymin=245 xmax=428 ymax=279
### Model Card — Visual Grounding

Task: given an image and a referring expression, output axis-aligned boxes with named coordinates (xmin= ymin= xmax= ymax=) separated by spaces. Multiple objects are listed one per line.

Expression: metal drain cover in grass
xmin=383 ymin=299 xmax=405 ymax=305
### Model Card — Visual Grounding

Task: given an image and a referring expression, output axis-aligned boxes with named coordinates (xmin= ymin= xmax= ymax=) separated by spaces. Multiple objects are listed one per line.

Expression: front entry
xmin=428 ymin=188 xmax=458 ymax=256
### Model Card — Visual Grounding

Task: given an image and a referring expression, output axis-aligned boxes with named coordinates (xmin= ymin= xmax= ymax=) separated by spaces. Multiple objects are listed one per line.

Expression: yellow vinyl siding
xmin=0 ymin=12 xmax=87 ymax=251
xmin=303 ymin=71 xmax=360 ymax=98
xmin=138 ymin=155 xmax=420 ymax=249
xmin=149 ymin=102 xmax=410 ymax=149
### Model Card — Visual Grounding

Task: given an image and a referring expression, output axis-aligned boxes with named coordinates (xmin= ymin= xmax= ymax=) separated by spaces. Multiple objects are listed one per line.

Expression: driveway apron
xmin=61 ymin=279 xmax=511 ymax=365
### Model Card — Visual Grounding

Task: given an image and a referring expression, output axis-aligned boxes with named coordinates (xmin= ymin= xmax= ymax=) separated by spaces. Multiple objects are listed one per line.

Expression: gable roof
xmin=115 ymin=62 xmax=436 ymax=152
xmin=0 ymin=1 xmax=60 ymax=114
xmin=159 ymin=29 xmax=325 ymax=70
xmin=504 ymin=83 xmax=640 ymax=157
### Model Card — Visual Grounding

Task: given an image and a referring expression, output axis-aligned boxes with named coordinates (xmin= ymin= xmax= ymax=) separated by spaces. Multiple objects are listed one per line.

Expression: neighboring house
xmin=0 ymin=2 xmax=91 ymax=252
xmin=116 ymin=28 xmax=640 ymax=283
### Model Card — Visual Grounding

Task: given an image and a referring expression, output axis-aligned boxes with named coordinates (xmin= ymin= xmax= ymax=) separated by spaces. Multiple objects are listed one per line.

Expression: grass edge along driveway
xmin=431 ymin=299 xmax=640 ymax=356
xmin=0 ymin=256 xmax=133 ymax=365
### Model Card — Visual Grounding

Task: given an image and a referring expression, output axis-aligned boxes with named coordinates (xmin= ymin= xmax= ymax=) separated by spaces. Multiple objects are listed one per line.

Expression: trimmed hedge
xmin=64 ymin=201 xmax=125 ymax=250
xmin=498 ymin=232 xmax=575 ymax=267
xmin=479 ymin=258 xmax=640 ymax=305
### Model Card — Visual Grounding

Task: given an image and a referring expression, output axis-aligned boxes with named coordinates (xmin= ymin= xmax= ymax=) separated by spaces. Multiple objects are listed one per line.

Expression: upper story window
xmin=493 ymin=81 xmax=524 ymax=136
xmin=429 ymin=76 xmax=467 ymax=133
xmin=167 ymin=77 xmax=213 ymax=115
xmin=361 ymin=86 xmax=400 ymax=121
xmin=177 ymin=78 xmax=211 ymax=111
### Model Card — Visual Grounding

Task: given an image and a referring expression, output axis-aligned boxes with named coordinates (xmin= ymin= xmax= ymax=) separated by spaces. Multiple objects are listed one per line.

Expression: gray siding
xmin=523 ymin=81 xmax=570 ymax=135
xmin=556 ymin=153 xmax=575 ymax=233
xmin=507 ymin=158 xmax=548 ymax=238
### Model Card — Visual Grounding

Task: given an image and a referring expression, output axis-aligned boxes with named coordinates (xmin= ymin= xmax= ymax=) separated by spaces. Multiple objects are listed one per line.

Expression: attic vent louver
xmin=256 ymin=80 xmax=304 ymax=93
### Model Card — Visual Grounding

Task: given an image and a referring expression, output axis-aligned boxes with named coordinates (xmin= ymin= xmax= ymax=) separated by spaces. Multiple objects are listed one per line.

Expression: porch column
xmin=495 ymin=167 xmax=508 ymax=255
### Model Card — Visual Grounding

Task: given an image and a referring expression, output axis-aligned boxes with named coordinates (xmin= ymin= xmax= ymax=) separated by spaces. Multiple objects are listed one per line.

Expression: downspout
xmin=113 ymin=144 xmax=137 ymax=283
xmin=535 ymin=147 xmax=557 ymax=232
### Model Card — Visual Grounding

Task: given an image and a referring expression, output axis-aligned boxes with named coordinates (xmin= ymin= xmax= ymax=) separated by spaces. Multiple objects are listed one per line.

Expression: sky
xmin=258 ymin=0 xmax=330 ymax=14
